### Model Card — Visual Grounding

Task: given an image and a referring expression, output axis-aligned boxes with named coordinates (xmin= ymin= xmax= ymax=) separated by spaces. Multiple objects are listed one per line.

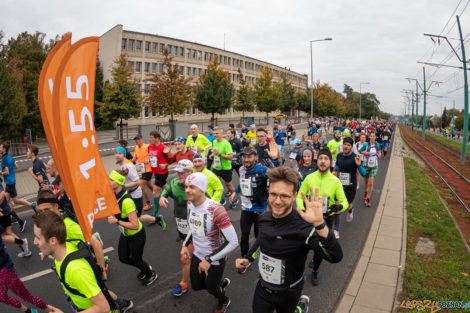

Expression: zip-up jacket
xmin=235 ymin=163 xmax=268 ymax=212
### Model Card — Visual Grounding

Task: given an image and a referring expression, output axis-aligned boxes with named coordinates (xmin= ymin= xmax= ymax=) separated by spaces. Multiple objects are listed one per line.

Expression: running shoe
xmin=311 ymin=271 xmax=319 ymax=286
xmin=221 ymin=277 xmax=230 ymax=290
xmin=346 ymin=211 xmax=353 ymax=222
xmin=157 ymin=215 xmax=166 ymax=230
xmin=296 ymin=295 xmax=310 ymax=313
xmin=137 ymin=265 xmax=152 ymax=280
xmin=19 ymin=220 xmax=26 ymax=233
xmin=18 ymin=238 xmax=32 ymax=258
xmin=214 ymin=297 xmax=231 ymax=313
xmin=220 ymin=198 xmax=226 ymax=206
xmin=237 ymin=262 xmax=251 ymax=274
xmin=363 ymin=193 xmax=367 ymax=200
xmin=143 ymin=270 xmax=158 ymax=286
xmin=224 ymin=190 xmax=231 ymax=198
xmin=171 ymin=283 xmax=188 ymax=296
xmin=334 ymin=230 xmax=340 ymax=239
xmin=229 ymin=198 xmax=239 ymax=209
xmin=119 ymin=299 xmax=134 ymax=313
xmin=143 ymin=202 xmax=153 ymax=211
xmin=366 ymin=199 xmax=371 ymax=207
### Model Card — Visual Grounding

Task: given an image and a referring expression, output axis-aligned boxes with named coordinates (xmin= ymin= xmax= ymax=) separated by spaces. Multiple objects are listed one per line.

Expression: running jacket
xmin=197 ymin=168 xmax=224 ymax=202
xmin=161 ymin=178 xmax=188 ymax=219
xmin=245 ymin=209 xmax=342 ymax=290
xmin=296 ymin=170 xmax=349 ymax=215
xmin=235 ymin=163 xmax=268 ymax=212
xmin=327 ymin=139 xmax=343 ymax=160
xmin=184 ymin=198 xmax=238 ymax=265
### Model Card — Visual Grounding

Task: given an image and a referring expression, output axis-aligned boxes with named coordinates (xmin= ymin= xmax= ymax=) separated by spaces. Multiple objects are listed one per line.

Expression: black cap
xmin=240 ymin=146 xmax=257 ymax=156
xmin=343 ymin=137 xmax=354 ymax=146
xmin=229 ymin=123 xmax=235 ymax=128
xmin=317 ymin=148 xmax=332 ymax=162
xmin=134 ymin=134 xmax=142 ymax=140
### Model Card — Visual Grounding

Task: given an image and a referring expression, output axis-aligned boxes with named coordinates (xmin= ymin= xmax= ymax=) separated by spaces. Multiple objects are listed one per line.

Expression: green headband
xmin=109 ymin=170 xmax=125 ymax=185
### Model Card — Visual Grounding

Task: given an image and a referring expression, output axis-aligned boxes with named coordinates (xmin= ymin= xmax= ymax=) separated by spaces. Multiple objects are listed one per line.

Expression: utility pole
xmin=422 ymin=67 xmax=427 ymax=138
xmin=415 ymin=81 xmax=419 ymax=133
xmin=452 ymin=100 xmax=455 ymax=134
xmin=309 ymin=38 xmax=332 ymax=118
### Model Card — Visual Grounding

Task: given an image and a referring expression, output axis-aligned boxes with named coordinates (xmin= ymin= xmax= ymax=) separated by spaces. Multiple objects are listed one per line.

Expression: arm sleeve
xmin=183 ymin=232 xmax=193 ymax=247
xmin=209 ymin=206 xmax=239 ymax=261
xmin=306 ymin=228 xmax=343 ymax=264
xmin=245 ymin=236 xmax=260 ymax=262
xmin=161 ymin=184 xmax=172 ymax=198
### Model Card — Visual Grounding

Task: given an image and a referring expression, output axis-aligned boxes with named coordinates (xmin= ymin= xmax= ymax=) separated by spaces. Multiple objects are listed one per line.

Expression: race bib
xmin=322 ymin=197 xmax=329 ymax=214
xmin=214 ymin=156 xmax=222 ymax=168
xmin=240 ymin=195 xmax=252 ymax=209
xmin=190 ymin=146 xmax=198 ymax=153
xmin=314 ymin=150 xmax=318 ymax=160
xmin=289 ymin=152 xmax=297 ymax=159
xmin=135 ymin=162 xmax=145 ymax=174
xmin=149 ymin=156 xmax=158 ymax=168
xmin=259 ymin=252 xmax=285 ymax=285
xmin=250 ymin=138 xmax=257 ymax=145
xmin=384 ymin=136 xmax=389 ymax=141
xmin=287 ymin=132 xmax=291 ymax=136
xmin=240 ymin=178 xmax=253 ymax=196
xmin=367 ymin=157 xmax=377 ymax=168
xmin=339 ymin=172 xmax=351 ymax=186
xmin=188 ymin=211 xmax=206 ymax=237
xmin=118 ymin=225 xmax=127 ymax=237
xmin=176 ymin=218 xmax=189 ymax=235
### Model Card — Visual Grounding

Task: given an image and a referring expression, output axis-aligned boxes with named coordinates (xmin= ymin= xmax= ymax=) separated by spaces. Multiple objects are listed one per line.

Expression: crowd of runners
xmin=0 ymin=117 xmax=394 ymax=313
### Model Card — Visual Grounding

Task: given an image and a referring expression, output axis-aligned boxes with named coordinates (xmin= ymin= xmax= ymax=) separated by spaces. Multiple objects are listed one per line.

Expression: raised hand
xmin=267 ymin=141 xmax=279 ymax=159
xmin=297 ymin=187 xmax=326 ymax=226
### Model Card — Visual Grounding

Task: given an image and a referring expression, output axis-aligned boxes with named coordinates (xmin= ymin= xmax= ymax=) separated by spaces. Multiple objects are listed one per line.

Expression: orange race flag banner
xmin=38 ymin=35 xmax=119 ymax=241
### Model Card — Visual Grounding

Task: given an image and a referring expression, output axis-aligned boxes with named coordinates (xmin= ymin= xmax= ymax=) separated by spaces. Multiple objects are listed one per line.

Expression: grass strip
xmin=401 ymin=157 xmax=470 ymax=312
xmin=426 ymin=132 xmax=470 ymax=154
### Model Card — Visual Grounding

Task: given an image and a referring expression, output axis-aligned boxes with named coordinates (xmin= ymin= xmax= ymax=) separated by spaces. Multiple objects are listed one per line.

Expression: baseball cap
xmin=193 ymin=153 xmax=206 ymax=163
xmin=185 ymin=172 xmax=208 ymax=193
xmin=175 ymin=159 xmax=194 ymax=173
xmin=240 ymin=147 xmax=257 ymax=156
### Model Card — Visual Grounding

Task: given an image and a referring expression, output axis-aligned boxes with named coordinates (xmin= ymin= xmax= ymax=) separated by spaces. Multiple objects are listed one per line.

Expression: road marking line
xmin=20 ymin=247 xmax=114 ymax=282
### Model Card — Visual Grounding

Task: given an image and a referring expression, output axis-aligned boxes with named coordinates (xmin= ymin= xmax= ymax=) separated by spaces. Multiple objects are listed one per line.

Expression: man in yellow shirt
xmin=185 ymin=124 xmax=212 ymax=156
xmin=245 ymin=124 xmax=257 ymax=146
xmin=132 ymin=135 xmax=153 ymax=211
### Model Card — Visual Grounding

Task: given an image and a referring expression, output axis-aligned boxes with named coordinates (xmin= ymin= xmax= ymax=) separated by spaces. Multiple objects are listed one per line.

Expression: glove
xmin=328 ymin=204 xmax=343 ymax=214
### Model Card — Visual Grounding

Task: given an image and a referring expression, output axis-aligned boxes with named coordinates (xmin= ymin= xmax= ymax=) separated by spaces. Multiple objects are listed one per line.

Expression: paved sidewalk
xmin=335 ymin=128 xmax=406 ymax=313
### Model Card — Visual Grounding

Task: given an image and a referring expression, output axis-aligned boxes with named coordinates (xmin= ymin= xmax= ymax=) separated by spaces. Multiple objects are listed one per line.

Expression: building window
xmin=209 ymin=53 xmax=213 ymax=61
xmin=144 ymin=106 xmax=149 ymax=118
xmin=198 ymin=68 xmax=201 ymax=77
xmin=145 ymin=41 xmax=150 ymax=52
xmin=186 ymin=48 xmax=191 ymax=58
xmin=179 ymin=66 xmax=184 ymax=76
xmin=128 ymin=39 xmax=134 ymax=51
xmin=152 ymin=42 xmax=157 ymax=53
xmin=144 ymin=84 xmax=149 ymax=96
xmin=186 ymin=107 xmax=190 ymax=115
xmin=192 ymin=50 xmax=196 ymax=59
xmin=204 ymin=52 xmax=207 ymax=61
xmin=187 ymin=67 xmax=191 ymax=76
xmin=223 ymin=56 xmax=227 ymax=64
xmin=180 ymin=47 xmax=184 ymax=57
xmin=136 ymin=40 xmax=142 ymax=52
xmin=159 ymin=63 xmax=163 ymax=73
xmin=136 ymin=62 xmax=142 ymax=73
xmin=192 ymin=68 xmax=196 ymax=76
xmin=174 ymin=46 xmax=178 ymax=56
xmin=152 ymin=63 xmax=156 ymax=74
xmin=145 ymin=62 xmax=150 ymax=74
xmin=198 ymin=51 xmax=202 ymax=60
xmin=168 ymin=45 xmax=172 ymax=55
xmin=159 ymin=43 xmax=164 ymax=54
xmin=121 ymin=39 xmax=127 ymax=50
xmin=127 ymin=61 xmax=134 ymax=71
xmin=192 ymin=107 xmax=196 ymax=115
xmin=136 ymin=83 xmax=141 ymax=92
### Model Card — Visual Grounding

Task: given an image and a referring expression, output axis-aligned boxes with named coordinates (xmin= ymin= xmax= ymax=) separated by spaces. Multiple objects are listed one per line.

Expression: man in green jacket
xmin=296 ymin=148 xmax=348 ymax=286
xmin=192 ymin=153 xmax=224 ymax=203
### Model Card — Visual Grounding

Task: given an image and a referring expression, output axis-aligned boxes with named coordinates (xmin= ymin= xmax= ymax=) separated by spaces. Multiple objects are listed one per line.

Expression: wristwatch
xmin=204 ymin=255 xmax=212 ymax=263
xmin=314 ymin=221 xmax=326 ymax=231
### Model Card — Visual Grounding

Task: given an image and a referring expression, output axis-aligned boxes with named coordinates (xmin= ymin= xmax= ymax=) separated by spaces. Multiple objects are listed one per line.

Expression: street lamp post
xmin=310 ymin=37 xmax=332 ymax=119
xmin=359 ymin=82 xmax=370 ymax=120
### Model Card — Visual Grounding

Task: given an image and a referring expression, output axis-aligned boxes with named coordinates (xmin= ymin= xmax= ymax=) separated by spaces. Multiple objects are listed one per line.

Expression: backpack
xmin=55 ymin=239 xmax=119 ymax=312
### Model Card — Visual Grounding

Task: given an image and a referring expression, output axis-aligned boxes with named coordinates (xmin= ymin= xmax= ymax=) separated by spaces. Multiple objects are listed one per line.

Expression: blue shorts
xmin=383 ymin=142 xmax=390 ymax=148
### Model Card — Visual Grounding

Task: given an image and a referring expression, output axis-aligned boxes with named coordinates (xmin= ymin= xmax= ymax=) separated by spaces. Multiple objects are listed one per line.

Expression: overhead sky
xmin=2 ymin=0 xmax=470 ymax=116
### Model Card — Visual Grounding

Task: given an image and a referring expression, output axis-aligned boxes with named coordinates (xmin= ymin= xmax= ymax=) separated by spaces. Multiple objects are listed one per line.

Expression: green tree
xmin=254 ymin=66 xmax=280 ymax=122
xmin=98 ymin=53 xmax=141 ymax=138
xmin=276 ymin=73 xmax=296 ymax=115
xmin=233 ymin=68 xmax=255 ymax=123
xmin=5 ymin=31 xmax=51 ymax=137
xmin=441 ymin=107 xmax=449 ymax=128
xmin=294 ymin=91 xmax=310 ymax=113
xmin=313 ymin=82 xmax=345 ymax=116
xmin=94 ymin=58 xmax=105 ymax=129
xmin=194 ymin=56 xmax=234 ymax=125
xmin=146 ymin=48 xmax=193 ymax=122
xmin=0 ymin=31 xmax=26 ymax=140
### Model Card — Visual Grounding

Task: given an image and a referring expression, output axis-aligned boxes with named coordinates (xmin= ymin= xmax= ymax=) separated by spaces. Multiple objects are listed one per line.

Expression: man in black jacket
xmin=235 ymin=166 xmax=343 ymax=313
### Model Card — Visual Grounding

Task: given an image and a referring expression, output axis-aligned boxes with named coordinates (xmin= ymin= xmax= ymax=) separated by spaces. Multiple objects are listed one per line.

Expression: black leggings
xmin=132 ymin=197 xmax=143 ymax=217
xmin=252 ymin=280 xmax=304 ymax=313
xmin=240 ymin=211 xmax=260 ymax=256
xmin=190 ymin=255 xmax=227 ymax=306
xmin=313 ymin=215 xmax=334 ymax=272
xmin=118 ymin=227 xmax=152 ymax=276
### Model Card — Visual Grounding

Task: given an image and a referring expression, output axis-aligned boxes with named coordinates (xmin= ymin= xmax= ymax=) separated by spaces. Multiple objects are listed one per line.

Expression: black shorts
xmin=5 ymin=184 xmax=17 ymax=198
xmin=212 ymin=168 xmax=233 ymax=183
xmin=344 ymin=186 xmax=357 ymax=204
xmin=141 ymin=172 xmax=153 ymax=181
xmin=0 ymin=214 xmax=12 ymax=230
xmin=177 ymin=230 xmax=187 ymax=240
xmin=154 ymin=173 xmax=169 ymax=188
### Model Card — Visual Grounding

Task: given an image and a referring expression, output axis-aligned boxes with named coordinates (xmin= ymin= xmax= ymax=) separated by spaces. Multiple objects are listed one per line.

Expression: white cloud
xmin=1 ymin=0 xmax=469 ymax=115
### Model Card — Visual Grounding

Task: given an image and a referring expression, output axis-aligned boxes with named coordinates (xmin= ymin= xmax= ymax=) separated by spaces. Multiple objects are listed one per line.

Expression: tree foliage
xmin=233 ymin=68 xmax=255 ymax=121
xmin=93 ymin=58 xmax=105 ymax=129
xmin=194 ymin=56 xmax=234 ymax=124
xmin=254 ymin=66 xmax=280 ymax=120
xmin=146 ymin=48 xmax=193 ymax=121
xmin=98 ymin=53 xmax=141 ymax=133
xmin=276 ymin=73 xmax=296 ymax=114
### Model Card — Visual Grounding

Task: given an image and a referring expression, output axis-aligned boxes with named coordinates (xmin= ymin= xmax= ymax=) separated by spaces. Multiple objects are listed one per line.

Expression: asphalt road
xmin=2 ymin=137 xmax=392 ymax=313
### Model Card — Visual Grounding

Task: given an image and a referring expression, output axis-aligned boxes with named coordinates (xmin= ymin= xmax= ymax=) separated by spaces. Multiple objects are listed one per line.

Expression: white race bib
xmin=251 ymin=138 xmax=257 ymax=145
xmin=339 ymin=172 xmax=351 ymax=186
xmin=176 ymin=218 xmax=189 ymax=235
xmin=240 ymin=178 xmax=252 ymax=196
xmin=384 ymin=136 xmax=389 ymax=141
xmin=118 ymin=225 xmax=127 ymax=237
xmin=322 ymin=197 xmax=329 ymax=214
xmin=289 ymin=152 xmax=297 ymax=159
xmin=259 ymin=252 xmax=285 ymax=285
xmin=190 ymin=146 xmax=199 ymax=153
xmin=367 ymin=157 xmax=377 ymax=168
xmin=188 ymin=211 xmax=206 ymax=237
xmin=214 ymin=156 xmax=222 ymax=168
xmin=135 ymin=162 xmax=145 ymax=174
xmin=149 ymin=156 xmax=158 ymax=168
xmin=240 ymin=195 xmax=252 ymax=209
xmin=287 ymin=132 xmax=291 ymax=136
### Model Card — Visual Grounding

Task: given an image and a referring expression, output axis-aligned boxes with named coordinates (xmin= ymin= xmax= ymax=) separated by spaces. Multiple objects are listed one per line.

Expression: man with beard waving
xmin=235 ymin=166 xmax=343 ymax=313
